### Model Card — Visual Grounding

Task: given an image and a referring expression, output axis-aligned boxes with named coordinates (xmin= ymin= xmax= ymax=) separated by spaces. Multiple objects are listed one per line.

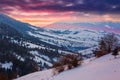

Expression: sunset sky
xmin=0 ymin=0 xmax=120 ymax=27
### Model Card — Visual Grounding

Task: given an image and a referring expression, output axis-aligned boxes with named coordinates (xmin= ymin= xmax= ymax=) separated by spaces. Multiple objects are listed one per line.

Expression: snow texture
xmin=16 ymin=53 xmax=120 ymax=80
xmin=0 ymin=62 xmax=13 ymax=70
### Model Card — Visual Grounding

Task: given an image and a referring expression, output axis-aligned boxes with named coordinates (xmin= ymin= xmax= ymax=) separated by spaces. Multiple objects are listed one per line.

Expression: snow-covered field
xmin=27 ymin=28 xmax=106 ymax=52
xmin=15 ymin=69 xmax=54 ymax=80
xmin=16 ymin=52 xmax=120 ymax=80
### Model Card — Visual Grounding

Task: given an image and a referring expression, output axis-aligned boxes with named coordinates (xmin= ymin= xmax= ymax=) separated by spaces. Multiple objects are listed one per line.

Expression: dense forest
xmin=0 ymin=23 xmax=61 ymax=80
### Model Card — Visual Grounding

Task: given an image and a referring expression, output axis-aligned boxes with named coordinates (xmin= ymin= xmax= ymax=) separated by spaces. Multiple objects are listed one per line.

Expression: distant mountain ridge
xmin=0 ymin=13 xmax=32 ymax=34
xmin=45 ymin=22 xmax=120 ymax=34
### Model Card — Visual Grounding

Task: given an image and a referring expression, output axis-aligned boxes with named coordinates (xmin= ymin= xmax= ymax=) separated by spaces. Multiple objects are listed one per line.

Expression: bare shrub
xmin=112 ymin=47 xmax=119 ymax=58
xmin=52 ymin=62 xmax=61 ymax=68
xmin=99 ymin=33 xmax=119 ymax=53
xmin=53 ymin=54 xmax=83 ymax=74
xmin=93 ymin=50 xmax=106 ymax=57
xmin=53 ymin=66 xmax=64 ymax=75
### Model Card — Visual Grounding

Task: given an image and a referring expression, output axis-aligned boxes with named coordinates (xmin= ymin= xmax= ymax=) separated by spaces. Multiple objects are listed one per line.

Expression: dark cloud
xmin=0 ymin=0 xmax=120 ymax=14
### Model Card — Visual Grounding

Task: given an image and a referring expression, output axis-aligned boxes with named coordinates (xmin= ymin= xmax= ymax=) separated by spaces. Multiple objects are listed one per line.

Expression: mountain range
xmin=46 ymin=22 xmax=120 ymax=34
xmin=0 ymin=13 xmax=120 ymax=80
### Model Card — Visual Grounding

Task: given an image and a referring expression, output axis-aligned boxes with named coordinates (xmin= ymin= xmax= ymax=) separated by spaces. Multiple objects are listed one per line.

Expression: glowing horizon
xmin=0 ymin=0 xmax=120 ymax=27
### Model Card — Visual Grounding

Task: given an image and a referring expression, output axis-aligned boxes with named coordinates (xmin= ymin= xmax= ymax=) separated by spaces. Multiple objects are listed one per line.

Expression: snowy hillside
xmin=27 ymin=28 xmax=107 ymax=52
xmin=16 ymin=53 xmax=120 ymax=80
xmin=28 ymin=27 xmax=120 ymax=53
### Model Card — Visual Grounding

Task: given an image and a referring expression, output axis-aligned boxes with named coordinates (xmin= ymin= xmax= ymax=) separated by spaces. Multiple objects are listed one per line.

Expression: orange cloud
xmin=6 ymin=10 xmax=120 ymax=27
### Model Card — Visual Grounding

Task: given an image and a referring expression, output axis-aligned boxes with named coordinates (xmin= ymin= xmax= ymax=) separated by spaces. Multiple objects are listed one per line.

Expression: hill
xmin=16 ymin=53 xmax=120 ymax=80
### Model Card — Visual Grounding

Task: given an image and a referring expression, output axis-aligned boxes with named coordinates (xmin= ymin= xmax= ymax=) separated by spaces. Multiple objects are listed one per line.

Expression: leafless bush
xmin=53 ymin=54 xmax=83 ymax=74
xmin=93 ymin=50 xmax=106 ymax=57
xmin=99 ymin=33 xmax=119 ymax=53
